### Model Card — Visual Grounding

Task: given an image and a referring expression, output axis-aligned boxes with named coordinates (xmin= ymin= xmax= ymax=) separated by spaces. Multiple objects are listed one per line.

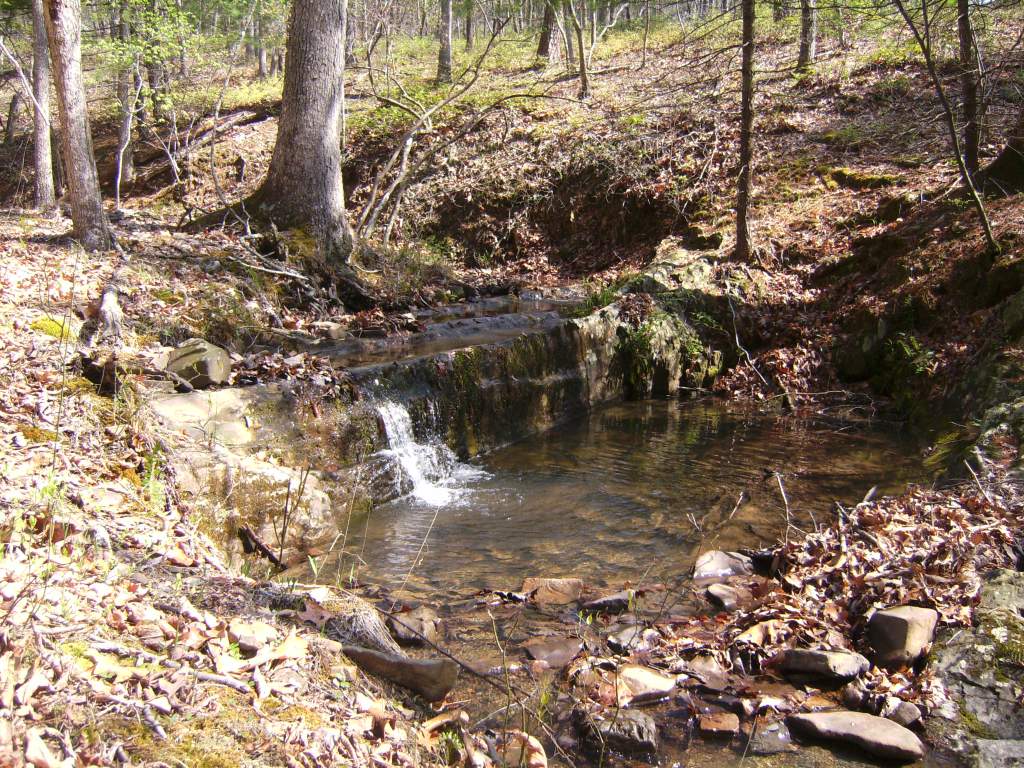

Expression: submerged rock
xmin=522 ymin=577 xmax=583 ymax=606
xmin=868 ymin=605 xmax=939 ymax=669
xmin=744 ymin=720 xmax=793 ymax=755
xmin=580 ymin=709 xmax=659 ymax=754
xmin=166 ymin=338 xmax=231 ymax=389
xmin=522 ymin=636 xmax=583 ymax=670
xmin=787 ymin=711 xmax=925 ymax=762
xmin=778 ymin=648 xmax=870 ymax=683
xmin=694 ymin=551 xmax=752 ymax=582
xmin=699 ymin=711 xmax=740 ymax=738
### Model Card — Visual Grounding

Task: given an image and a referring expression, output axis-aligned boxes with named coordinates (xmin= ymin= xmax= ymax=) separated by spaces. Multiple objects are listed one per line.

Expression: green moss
xmin=614 ymin=323 xmax=655 ymax=400
xmin=31 ymin=315 xmax=73 ymax=343
xmin=959 ymin=702 xmax=998 ymax=739
xmin=17 ymin=424 xmax=58 ymax=443
xmin=823 ymin=166 xmax=899 ymax=190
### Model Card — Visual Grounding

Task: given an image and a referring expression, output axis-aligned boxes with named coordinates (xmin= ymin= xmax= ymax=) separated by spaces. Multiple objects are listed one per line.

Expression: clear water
xmin=330 ymin=400 xmax=925 ymax=598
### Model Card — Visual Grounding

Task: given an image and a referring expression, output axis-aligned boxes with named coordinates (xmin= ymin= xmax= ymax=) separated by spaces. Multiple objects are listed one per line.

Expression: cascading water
xmin=376 ymin=401 xmax=483 ymax=506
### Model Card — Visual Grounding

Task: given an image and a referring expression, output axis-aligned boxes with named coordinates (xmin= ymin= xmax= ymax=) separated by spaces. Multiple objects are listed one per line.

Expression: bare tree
xmin=735 ymin=0 xmax=755 ymax=259
xmin=32 ymin=0 xmax=56 ymax=212
xmin=4 ymin=90 xmax=24 ymax=146
xmin=45 ymin=0 xmax=112 ymax=251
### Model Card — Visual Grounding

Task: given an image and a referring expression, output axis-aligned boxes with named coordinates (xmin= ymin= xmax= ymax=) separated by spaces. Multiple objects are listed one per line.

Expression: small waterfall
xmin=376 ymin=401 xmax=481 ymax=506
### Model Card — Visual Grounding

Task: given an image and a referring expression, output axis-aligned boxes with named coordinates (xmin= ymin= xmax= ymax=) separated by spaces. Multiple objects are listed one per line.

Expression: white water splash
xmin=376 ymin=401 xmax=484 ymax=506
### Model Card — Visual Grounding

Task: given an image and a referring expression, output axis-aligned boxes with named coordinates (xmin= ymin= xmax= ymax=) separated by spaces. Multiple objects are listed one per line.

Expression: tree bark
xmin=797 ymin=0 xmax=815 ymax=70
xmin=957 ymin=0 xmax=979 ymax=177
xmin=537 ymin=1 xmax=556 ymax=59
xmin=465 ymin=0 xmax=474 ymax=50
xmin=32 ymin=0 xmax=56 ymax=212
xmin=250 ymin=0 xmax=354 ymax=263
xmin=978 ymin=109 xmax=1024 ymax=195
xmin=735 ymin=0 xmax=755 ymax=260
xmin=4 ymin=91 xmax=24 ymax=146
xmin=437 ymin=0 xmax=453 ymax=83
xmin=44 ymin=0 xmax=111 ymax=251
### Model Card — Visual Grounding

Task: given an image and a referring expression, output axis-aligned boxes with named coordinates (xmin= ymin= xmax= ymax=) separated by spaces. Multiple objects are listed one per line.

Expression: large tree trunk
xmin=979 ymin=110 xmax=1024 ymax=195
xmin=45 ymin=0 xmax=111 ymax=251
xmin=797 ymin=0 xmax=815 ymax=70
xmin=537 ymin=1 xmax=556 ymax=59
xmin=32 ymin=0 xmax=56 ymax=212
xmin=735 ymin=0 xmax=755 ymax=259
xmin=957 ymin=0 xmax=979 ymax=177
xmin=251 ymin=0 xmax=353 ymax=263
xmin=437 ymin=0 xmax=453 ymax=83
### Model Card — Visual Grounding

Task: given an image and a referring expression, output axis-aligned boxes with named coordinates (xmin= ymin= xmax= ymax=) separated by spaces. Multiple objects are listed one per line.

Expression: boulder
xmin=615 ymin=664 xmax=677 ymax=706
xmin=699 ymin=711 xmax=740 ymax=738
xmin=787 ymin=711 xmax=925 ymax=762
xmin=880 ymin=696 xmax=922 ymax=728
xmin=778 ymin=649 xmax=870 ymax=683
xmin=581 ymin=709 xmax=658 ymax=754
xmin=165 ymin=338 xmax=231 ymax=389
xmin=388 ymin=605 xmax=443 ymax=647
xmin=522 ymin=637 xmax=583 ymax=670
xmin=868 ymin=606 xmax=938 ymax=669
xmin=694 ymin=551 xmax=752 ymax=582
xmin=522 ymin=577 xmax=583 ymax=606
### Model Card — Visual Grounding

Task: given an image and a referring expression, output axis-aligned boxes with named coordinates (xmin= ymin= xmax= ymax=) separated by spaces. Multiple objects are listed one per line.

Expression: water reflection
xmin=327 ymin=401 xmax=925 ymax=596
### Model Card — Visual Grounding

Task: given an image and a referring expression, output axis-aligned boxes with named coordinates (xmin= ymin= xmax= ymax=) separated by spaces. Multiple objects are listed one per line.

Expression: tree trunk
xmin=979 ymin=109 xmax=1024 ymax=195
xmin=251 ymin=0 xmax=354 ymax=263
xmin=563 ymin=3 xmax=576 ymax=66
xmin=256 ymin=3 xmax=268 ymax=78
xmin=4 ymin=91 xmax=24 ymax=146
xmin=957 ymin=0 xmax=979 ymax=177
xmin=437 ymin=0 xmax=453 ymax=83
xmin=465 ymin=0 xmax=473 ymax=50
xmin=44 ymin=0 xmax=111 ymax=251
xmin=735 ymin=0 xmax=754 ymax=260
xmin=537 ymin=1 xmax=556 ymax=59
xmin=797 ymin=0 xmax=815 ymax=70
xmin=32 ymin=0 xmax=56 ymax=212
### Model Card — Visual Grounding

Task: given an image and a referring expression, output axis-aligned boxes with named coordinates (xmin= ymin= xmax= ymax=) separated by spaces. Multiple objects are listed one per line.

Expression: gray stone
xmin=166 ymin=338 xmax=231 ymax=389
xmin=615 ymin=664 xmax=677 ymax=706
xmin=388 ymin=605 xmax=443 ymax=647
xmin=746 ymin=721 xmax=793 ymax=755
xmin=880 ymin=697 xmax=922 ymax=728
xmin=522 ymin=636 xmax=583 ymax=670
xmin=707 ymin=583 xmax=740 ymax=611
xmin=778 ymin=649 xmax=870 ymax=683
xmin=868 ymin=606 xmax=939 ymax=669
xmin=787 ymin=711 xmax=925 ymax=762
xmin=694 ymin=551 xmax=752 ymax=582
xmin=975 ymin=739 xmax=1024 ymax=768
xmin=608 ymin=625 xmax=659 ymax=654
xmin=582 ymin=709 xmax=658 ymax=754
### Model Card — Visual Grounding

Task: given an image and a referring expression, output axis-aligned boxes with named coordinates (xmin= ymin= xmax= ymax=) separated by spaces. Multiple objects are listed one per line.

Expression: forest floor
xmin=2 ymin=12 xmax=1024 ymax=768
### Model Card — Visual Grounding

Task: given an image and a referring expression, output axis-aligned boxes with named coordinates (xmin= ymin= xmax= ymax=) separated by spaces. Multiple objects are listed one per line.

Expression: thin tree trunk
xmin=32 ymin=0 xmax=56 ymax=211
xmin=563 ymin=3 xmax=576 ymax=66
xmin=957 ymin=0 xmax=979 ymax=177
xmin=797 ymin=0 xmax=815 ymax=70
xmin=639 ymin=0 xmax=651 ymax=69
xmin=437 ymin=0 xmax=453 ymax=83
xmin=251 ymin=0 xmax=354 ymax=263
xmin=44 ymin=0 xmax=112 ymax=251
xmin=4 ymin=92 xmax=24 ymax=146
xmin=256 ymin=2 xmax=268 ymax=78
xmin=735 ymin=0 xmax=755 ymax=259
xmin=465 ymin=0 xmax=474 ymax=50
xmin=892 ymin=0 xmax=997 ymax=255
